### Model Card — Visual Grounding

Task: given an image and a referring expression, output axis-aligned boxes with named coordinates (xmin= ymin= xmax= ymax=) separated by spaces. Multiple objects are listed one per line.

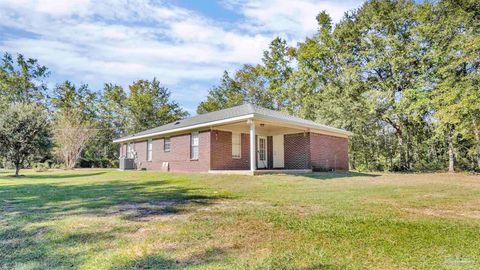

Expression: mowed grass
xmin=1 ymin=170 xmax=480 ymax=269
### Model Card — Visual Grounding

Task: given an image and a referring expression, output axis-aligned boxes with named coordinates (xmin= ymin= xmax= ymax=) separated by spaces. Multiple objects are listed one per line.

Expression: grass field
xmin=1 ymin=169 xmax=480 ymax=269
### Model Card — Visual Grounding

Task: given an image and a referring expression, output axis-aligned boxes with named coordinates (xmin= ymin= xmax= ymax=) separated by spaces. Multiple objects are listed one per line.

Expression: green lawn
xmin=1 ymin=169 xmax=479 ymax=269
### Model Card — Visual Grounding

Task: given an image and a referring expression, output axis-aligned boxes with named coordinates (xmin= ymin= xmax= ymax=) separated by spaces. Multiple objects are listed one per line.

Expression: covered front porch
xmin=209 ymin=117 xmax=312 ymax=173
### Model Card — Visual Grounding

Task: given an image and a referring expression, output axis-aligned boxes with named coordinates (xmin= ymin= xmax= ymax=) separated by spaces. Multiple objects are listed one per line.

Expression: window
xmin=259 ymin=138 xmax=266 ymax=161
xmin=127 ymin=143 xmax=134 ymax=158
xmin=190 ymin=132 xmax=199 ymax=160
xmin=164 ymin=137 xmax=171 ymax=152
xmin=232 ymin=133 xmax=241 ymax=159
xmin=147 ymin=139 xmax=153 ymax=161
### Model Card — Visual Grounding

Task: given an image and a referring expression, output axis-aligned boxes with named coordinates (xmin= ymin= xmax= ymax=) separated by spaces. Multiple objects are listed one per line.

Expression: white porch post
xmin=249 ymin=120 xmax=256 ymax=172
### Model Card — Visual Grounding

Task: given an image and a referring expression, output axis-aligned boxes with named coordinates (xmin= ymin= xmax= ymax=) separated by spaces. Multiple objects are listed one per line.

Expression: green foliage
xmin=52 ymin=81 xmax=98 ymax=119
xmin=91 ymin=83 xmax=129 ymax=165
xmin=0 ymin=103 xmax=50 ymax=176
xmin=197 ymin=71 xmax=244 ymax=114
xmin=425 ymin=0 xmax=480 ymax=171
xmin=197 ymin=37 xmax=295 ymax=114
xmin=125 ymin=78 xmax=188 ymax=133
xmin=0 ymin=52 xmax=49 ymax=105
xmin=262 ymin=37 xmax=294 ymax=110
xmin=47 ymin=79 xmax=187 ymax=168
xmin=33 ymin=161 xmax=50 ymax=172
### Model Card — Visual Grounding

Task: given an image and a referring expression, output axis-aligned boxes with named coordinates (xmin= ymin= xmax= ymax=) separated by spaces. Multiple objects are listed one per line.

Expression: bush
xmin=78 ymin=157 xmax=118 ymax=168
xmin=33 ymin=162 xmax=49 ymax=172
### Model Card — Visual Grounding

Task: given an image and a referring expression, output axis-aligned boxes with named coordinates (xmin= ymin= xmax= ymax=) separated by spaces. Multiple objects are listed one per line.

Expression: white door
xmin=257 ymin=136 xmax=268 ymax=169
xmin=273 ymin=135 xmax=284 ymax=168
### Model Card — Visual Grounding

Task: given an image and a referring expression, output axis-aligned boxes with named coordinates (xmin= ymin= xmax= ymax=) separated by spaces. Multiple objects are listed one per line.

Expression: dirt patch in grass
xmin=196 ymin=199 xmax=269 ymax=212
xmin=403 ymin=207 xmax=480 ymax=219
xmin=105 ymin=201 xmax=193 ymax=222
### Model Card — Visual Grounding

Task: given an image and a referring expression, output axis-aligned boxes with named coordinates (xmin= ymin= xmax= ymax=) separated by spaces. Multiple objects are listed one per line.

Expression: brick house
xmin=113 ymin=104 xmax=352 ymax=174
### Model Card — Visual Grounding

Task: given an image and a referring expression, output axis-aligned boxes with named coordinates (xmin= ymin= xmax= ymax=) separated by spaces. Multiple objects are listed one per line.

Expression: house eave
xmin=113 ymin=113 xmax=353 ymax=144
xmin=251 ymin=114 xmax=353 ymax=137
xmin=112 ymin=114 xmax=255 ymax=143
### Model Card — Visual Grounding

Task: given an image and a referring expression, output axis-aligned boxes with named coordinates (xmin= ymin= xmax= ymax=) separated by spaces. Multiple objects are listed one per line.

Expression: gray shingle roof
xmin=114 ymin=104 xmax=351 ymax=142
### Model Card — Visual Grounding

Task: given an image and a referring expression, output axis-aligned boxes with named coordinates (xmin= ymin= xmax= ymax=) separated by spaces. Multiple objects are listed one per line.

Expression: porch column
xmin=248 ymin=120 xmax=256 ymax=172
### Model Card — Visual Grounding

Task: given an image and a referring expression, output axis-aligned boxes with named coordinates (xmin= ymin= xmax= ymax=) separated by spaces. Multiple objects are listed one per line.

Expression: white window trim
xmin=232 ymin=133 xmax=241 ymax=159
xmin=190 ymin=132 xmax=199 ymax=160
xmin=164 ymin=137 xmax=171 ymax=152
xmin=127 ymin=142 xmax=134 ymax=158
xmin=147 ymin=139 xmax=153 ymax=162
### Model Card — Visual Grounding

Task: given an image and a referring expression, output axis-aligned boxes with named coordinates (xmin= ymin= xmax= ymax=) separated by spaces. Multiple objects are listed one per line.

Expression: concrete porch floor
xmin=208 ymin=169 xmax=312 ymax=175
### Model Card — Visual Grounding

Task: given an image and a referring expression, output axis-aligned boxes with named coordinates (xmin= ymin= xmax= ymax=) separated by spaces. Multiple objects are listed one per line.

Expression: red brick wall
xmin=310 ymin=133 xmax=349 ymax=170
xmin=210 ymin=130 xmax=250 ymax=170
xmin=118 ymin=129 xmax=349 ymax=172
xmin=284 ymin=133 xmax=311 ymax=169
xmin=133 ymin=130 xmax=211 ymax=172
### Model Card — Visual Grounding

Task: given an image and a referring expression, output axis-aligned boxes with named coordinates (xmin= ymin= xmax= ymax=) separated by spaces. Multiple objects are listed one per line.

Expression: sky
xmin=0 ymin=0 xmax=364 ymax=114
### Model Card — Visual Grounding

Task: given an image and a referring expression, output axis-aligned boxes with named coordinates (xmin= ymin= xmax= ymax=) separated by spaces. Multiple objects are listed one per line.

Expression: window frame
xmin=127 ymin=142 xmax=134 ymax=158
xmin=259 ymin=137 xmax=266 ymax=161
xmin=147 ymin=139 xmax=153 ymax=162
xmin=232 ymin=133 xmax=241 ymax=159
xmin=190 ymin=132 xmax=199 ymax=160
xmin=164 ymin=137 xmax=171 ymax=152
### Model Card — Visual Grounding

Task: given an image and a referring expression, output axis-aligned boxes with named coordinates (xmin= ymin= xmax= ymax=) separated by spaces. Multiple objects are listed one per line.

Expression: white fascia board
xmin=252 ymin=114 xmax=353 ymax=137
xmin=112 ymin=114 xmax=255 ymax=143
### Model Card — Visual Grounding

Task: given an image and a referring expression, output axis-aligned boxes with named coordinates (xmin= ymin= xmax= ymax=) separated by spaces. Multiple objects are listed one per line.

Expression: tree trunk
xmin=475 ymin=133 xmax=480 ymax=170
xmin=473 ymin=118 xmax=480 ymax=170
xmin=447 ymin=131 xmax=455 ymax=173
xmin=397 ymin=133 xmax=406 ymax=171
xmin=15 ymin=163 xmax=20 ymax=177
xmin=406 ymin=135 xmax=413 ymax=171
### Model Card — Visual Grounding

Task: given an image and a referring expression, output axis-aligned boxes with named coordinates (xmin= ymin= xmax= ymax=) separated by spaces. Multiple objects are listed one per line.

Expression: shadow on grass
xmin=111 ymin=253 xmax=341 ymax=270
xmin=110 ymin=250 xmax=230 ymax=270
xmin=300 ymin=171 xmax=381 ymax=180
xmin=0 ymin=177 xmax=230 ymax=269
xmin=2 ymin=171 xmax=106 ymax=179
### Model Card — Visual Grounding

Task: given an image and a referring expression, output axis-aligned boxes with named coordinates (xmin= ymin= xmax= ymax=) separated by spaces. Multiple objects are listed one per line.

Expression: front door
xmin=257 ymin=136 xmax=268 ymax=169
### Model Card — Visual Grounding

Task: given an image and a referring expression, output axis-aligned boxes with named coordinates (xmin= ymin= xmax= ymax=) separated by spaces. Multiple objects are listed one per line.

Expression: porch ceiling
xmin=213 ymin=120 xmax=306 ymax=136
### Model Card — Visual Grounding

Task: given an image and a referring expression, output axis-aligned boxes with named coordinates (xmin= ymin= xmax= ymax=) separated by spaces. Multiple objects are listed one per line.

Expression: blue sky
xmin=0 ymin=0 xmax=363 ymax=114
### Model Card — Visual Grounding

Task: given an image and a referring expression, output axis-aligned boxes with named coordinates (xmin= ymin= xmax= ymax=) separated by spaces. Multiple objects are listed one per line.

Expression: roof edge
xmin=113 ymin=112 xmax=353 ymax=143
xmin=112 ymin=114 xmax=255 ymax=143
xmin=252 ymin=113 xmax=353 ymax=137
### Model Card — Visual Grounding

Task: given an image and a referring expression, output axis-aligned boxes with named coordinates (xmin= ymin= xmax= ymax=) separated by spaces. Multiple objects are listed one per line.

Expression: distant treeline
xmin=0 ymin=53 xmax=187 ymax=175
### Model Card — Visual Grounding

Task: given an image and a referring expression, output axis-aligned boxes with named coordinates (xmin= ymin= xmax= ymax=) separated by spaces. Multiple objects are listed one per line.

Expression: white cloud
xmin=222 ymin=0 xmax=363 ymax=41
xmin=0 ymin=0 xmax=363 ymax=112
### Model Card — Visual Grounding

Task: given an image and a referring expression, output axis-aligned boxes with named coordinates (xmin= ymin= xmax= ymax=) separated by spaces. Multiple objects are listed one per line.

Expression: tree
xmin=262 ymin=37 xmax=295 ymax=110
xmin=424 ymin=0 xmax=480 ymax=172
xmin=125 ymin=78 xmax=188 ymax=133
xmin=52 ymin=81 xmax=98 ymax=120
xmin=197 ymin=38 xmax=294 ymax=114
xmin=51 ymin=81 xmax=99 ymax=168
xmin=0 ymin=53 xmax=49 ymax=105
xmin=287 ymin=1 xmax=442 ymax=171
xmin=197 ymin=71 xmax=243 ymax=114
xmin=87 ymin=83 xmax=129 ymax=167
xmin=234 ymin=64 xmax=273 ymax=108
xmin=53 ymin=111 xmax=97 ymax=169
xmin=0 ymin=103 xmax=50 ymax=176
